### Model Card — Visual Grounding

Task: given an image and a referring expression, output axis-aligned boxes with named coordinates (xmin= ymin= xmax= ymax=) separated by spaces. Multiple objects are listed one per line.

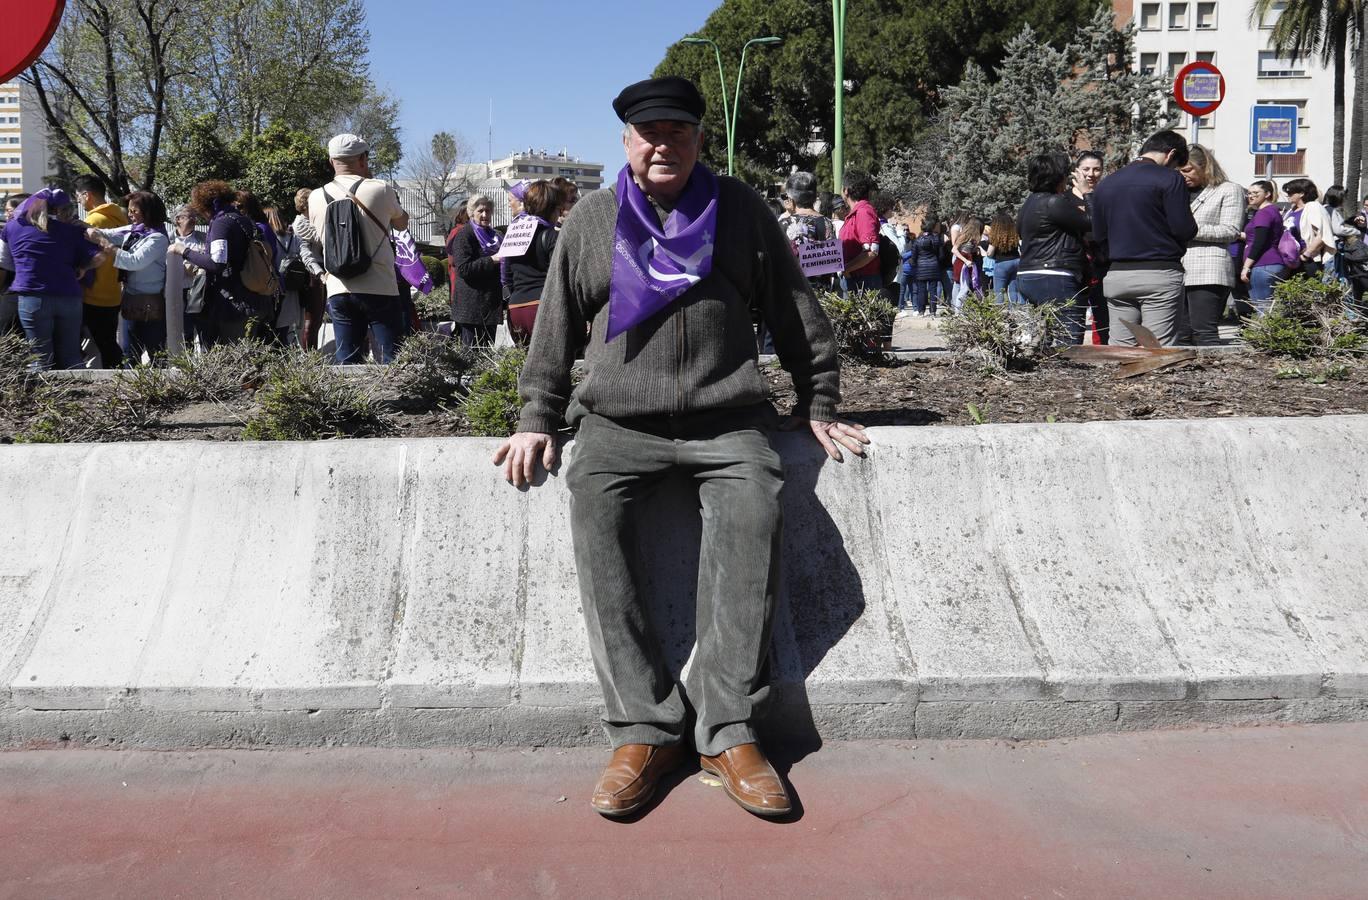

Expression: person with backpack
xmin=175 ymin=180 xmax=276 ymax=347
xmin=306 ymin=133 xmax=410 ymax=364
xmin=1240 ymin=180 xmax=1288 ymax=316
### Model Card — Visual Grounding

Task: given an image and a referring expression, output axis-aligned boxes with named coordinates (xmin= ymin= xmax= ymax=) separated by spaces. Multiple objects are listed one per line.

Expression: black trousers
xmin=82 ymin=303 xmax=122 ymax=368
xmin=0 ymin=293 xmax=19 ymax=337
xmin=1184 ymin=285 xmax=1230 ymax=346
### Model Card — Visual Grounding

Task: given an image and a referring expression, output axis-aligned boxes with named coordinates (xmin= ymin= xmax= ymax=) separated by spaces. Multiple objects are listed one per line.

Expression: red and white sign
xmin=1172 ymin=61 xmax=1225 ymax=119
xmin=0 ymin=1 xmax=65 ymax=84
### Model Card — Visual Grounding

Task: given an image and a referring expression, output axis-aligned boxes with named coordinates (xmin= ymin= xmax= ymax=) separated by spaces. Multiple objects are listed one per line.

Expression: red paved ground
xmin=2 ymin=723 xmax=1366 ymax=899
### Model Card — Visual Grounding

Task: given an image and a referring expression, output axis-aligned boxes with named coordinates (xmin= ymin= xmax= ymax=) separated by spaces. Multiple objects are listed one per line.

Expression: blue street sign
xmin=1250 ymin=105 xmax=1299 ymax=155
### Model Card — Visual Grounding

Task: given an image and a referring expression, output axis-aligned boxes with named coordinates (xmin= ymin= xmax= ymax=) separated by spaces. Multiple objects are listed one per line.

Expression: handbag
xmin=121 ymin=290 xmax=164 ymax=322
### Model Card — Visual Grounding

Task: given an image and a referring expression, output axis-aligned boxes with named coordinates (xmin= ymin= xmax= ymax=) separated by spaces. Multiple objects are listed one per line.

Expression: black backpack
xmin=321 ymin=179 xmax=383 ymax=278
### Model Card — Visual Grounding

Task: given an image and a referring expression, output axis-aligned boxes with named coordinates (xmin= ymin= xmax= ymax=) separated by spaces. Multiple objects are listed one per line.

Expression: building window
xmin=1140 ymin=52 xmax=1160 ymax=75
xmin=1168 ymin=52 xmax=1188 ymax=78
xmin=1196 ymin=2 xmax=1217 ymax=28
xmin=1256 ymin=98 xmax=1309 ymax=127
xmin=1168 ymin=3 xmax=1189 ymax=29
xmin=1196 ymin=51 xmax=1216 ymax=63
xmin=1255 ymin=150 xmax=1306 ymax=176
xmin=1259 ymin=0 xmax=1286 ymax=28
xmin=1139 ymin=3 xmax=1161 ymax=29
xmin=1258 ymin=52 xmax=1305 ymax=77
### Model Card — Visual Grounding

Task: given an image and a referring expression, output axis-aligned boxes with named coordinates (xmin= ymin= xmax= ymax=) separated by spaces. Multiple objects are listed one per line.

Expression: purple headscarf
xmin=606 ymin=163 xmax=718 ymax=341
xmin=506 ymin=180 xmax=530 ymax=202
xmin=15 ymin=187 xmax=72 ymax=223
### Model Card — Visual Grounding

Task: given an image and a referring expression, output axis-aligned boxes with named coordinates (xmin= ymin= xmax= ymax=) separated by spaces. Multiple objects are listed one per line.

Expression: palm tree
xmin=1251 ymin=0 xmax=1360 ymax=190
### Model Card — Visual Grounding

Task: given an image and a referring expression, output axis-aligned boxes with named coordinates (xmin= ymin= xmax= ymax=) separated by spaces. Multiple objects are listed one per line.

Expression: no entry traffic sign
xmin=1172 ymin=61 xmax=1225 ymax=119
xmin=0 ymin=1 xmax=66 ymax=84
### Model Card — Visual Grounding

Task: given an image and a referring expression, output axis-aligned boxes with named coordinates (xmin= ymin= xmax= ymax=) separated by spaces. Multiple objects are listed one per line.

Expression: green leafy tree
xmin=651 ymin=0 xmax=1103 ymax=188
xmin=156 ymin=114 xmax=243 ymax=205
xmin=235 ymin=123 xmax=332 ymax=208
xmin=329 ymin=86 xmax=404 ymax=178
xmin=884 ymin=10 xmax=1169 ymax=215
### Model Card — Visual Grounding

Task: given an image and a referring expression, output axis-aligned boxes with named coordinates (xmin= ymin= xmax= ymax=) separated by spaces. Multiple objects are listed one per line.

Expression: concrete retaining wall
xmin=3 ymin=415 xmax=1367 ymax=749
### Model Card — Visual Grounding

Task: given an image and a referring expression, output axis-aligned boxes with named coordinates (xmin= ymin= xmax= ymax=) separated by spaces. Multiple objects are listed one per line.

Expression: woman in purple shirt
xmin=0 ymin=188 xmax=108 ymax=369
xmin=1239 ymin=180 xmax=1286 ymax=315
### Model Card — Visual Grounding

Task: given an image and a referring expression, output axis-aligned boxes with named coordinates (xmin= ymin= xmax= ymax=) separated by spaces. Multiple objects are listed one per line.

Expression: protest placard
xmin=798 ymin=238 xmax=845 ymax=277
xmin=493 ymin=217 xmax=541 ymax=259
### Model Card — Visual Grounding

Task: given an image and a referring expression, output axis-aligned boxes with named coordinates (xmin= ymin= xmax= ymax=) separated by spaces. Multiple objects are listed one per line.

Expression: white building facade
xmin=0 ymin=81 xmax=51 ymax=196
xmin=1120 ymin=0 xmax=1354 ymax=189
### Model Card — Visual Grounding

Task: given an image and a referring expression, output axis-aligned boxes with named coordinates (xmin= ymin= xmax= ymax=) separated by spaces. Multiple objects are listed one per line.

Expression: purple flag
xmin=606 ymin=163 xmax=718 ymax=342
xmin=392 ymin=227 xmax=433 ymax=294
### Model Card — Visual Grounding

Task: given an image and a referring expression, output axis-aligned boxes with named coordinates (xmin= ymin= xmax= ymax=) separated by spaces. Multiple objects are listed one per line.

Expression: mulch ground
xmin=5 ymin=352 xmax=1367 ymax=444
xmin=764 ymin=353 xmax=1368 ymax=428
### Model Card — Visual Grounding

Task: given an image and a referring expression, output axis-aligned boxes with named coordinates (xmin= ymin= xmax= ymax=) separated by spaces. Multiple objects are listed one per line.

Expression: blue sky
xmin=363 ymin=0 xmax=720 ymax=177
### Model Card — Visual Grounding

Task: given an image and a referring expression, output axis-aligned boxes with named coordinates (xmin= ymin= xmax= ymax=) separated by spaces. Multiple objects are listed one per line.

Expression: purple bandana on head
xmin=470 ymin=222 xmax=501 ymax=256
xmin=16 ymin=187 xmax=71 ymax=223
xmin=606 ymin=163 xmax=718 ymax=341
xmin=506 ymin=180 xmax=530 ymax=202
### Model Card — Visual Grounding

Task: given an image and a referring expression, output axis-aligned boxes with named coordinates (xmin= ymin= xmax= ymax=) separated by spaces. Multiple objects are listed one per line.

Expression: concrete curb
xmin=3 ymin=415 xmax=1367 ymax=748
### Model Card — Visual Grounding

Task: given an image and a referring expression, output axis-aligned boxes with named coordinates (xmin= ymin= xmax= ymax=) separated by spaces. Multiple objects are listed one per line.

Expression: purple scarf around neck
xmin=606 ymin=163 xmax=718 ymax=341
xmin=470 ymin=221 xmax=501 ymax=256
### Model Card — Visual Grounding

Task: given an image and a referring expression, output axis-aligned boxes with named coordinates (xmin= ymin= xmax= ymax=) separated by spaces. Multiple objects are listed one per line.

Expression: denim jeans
xmin=120 ymin=316 xmax=167 ymax=365
xmin=17 ymin=294 xmax=84 ymax=370
xmin=327 ymin=292 xmax=402 ymax=364
xmin=992 ymin=257 xmax=1022 ymax=304
xmin=1249 ymin=264 xmax=1287 ymax=316
xmin=1018 ymin=272 xmax=1086 ymax=343
xmin=565 ymin=406 xmax=782 ymax=757
xmin=911 ymin=278 xmax=941 ymax=315
xmin=845 ymin=273 xmax=883 ymax=294
xmin=898 ymin=280 xmax=914 ymax=309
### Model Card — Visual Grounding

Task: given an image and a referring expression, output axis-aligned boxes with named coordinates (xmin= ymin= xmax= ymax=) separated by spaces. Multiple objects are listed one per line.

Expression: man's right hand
xmin=492 ymin=432 xmax=558 ymax=487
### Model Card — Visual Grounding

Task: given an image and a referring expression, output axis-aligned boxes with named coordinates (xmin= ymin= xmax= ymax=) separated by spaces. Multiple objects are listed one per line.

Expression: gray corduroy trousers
xmin=564 ymin=406 xmax=783 ymax=757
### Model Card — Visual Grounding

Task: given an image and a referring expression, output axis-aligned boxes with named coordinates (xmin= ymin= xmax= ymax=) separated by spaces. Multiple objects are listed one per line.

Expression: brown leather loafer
xmin=699 ymin=743 xmax=792 ymax=817
xmin=590 ymin=742 xmax=687 ymax=817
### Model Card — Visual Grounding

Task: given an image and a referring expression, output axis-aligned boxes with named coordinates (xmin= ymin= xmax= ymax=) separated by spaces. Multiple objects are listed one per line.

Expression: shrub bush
xmin=1242 ymin=276 xmax=1366 ymax=359
xmin=817 ymin=289 xmax=896 ymax=363
xmin=420 ymin=254 xmax=446 ymax=289
xmin=243 ymin=351 xmax=392 ymax=440
xmin=940 ymin=292 xmax=1064 ymax=371
xmin=386 ymin=331 xmax=476 ymax=410
xmin=412 ymin=284 xmax=451 ymax=322
xmin=460 ymin=348 xmax=526 ymax=437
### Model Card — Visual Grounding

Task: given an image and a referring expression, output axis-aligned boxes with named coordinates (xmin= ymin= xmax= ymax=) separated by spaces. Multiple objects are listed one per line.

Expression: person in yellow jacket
xmin=73 ymin=174 xmax=128 ymax=368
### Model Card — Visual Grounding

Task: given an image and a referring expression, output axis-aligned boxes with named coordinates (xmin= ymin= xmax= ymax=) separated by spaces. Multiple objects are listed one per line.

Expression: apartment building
xmin=487 ymin=149 xmax=604 ymax=195
xmin=1117 ymin=0 xmax=1354 ymax=188
xmin=0 ymin=81 xmax=50 ymax=196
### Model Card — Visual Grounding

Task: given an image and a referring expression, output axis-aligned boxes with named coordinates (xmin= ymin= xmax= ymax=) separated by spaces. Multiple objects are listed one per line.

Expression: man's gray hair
xmin=784 ymin=171 xmax=818 ymax=209
xmin=622 ymin=122 xmax=702 ymax=141
xmin=466 ymin=193 xmax=492 ymax=215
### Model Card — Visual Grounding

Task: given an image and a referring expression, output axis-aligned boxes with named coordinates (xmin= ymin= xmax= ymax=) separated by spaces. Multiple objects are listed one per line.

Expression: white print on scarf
xmin=637 ymin=232 xmax=712 ymax=287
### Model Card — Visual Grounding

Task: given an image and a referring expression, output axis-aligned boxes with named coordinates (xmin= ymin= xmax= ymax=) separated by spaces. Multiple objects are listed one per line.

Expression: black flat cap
xmin=613 ymin=76 xmax=705 ymax=125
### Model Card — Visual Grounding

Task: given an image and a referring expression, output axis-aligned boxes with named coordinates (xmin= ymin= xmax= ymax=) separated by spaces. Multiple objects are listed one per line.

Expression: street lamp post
xmin=680 ymin=35 xmax=782 ymax=176
xmin=832 ymin=0 xmax=847 ymax=190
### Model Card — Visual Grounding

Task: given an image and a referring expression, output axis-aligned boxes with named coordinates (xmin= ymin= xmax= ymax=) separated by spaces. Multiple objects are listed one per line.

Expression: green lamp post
xmin=680 ymin=35 xmax=783 ymax=176
xmin=832 ymin=0 xmax=847 ymax=190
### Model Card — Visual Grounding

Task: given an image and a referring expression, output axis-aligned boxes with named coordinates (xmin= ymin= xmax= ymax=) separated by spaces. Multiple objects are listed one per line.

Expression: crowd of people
xmin=775 ymin=131 xmax=1367 ymax=347
xmin=4 ymin=126 xmax=1366 ymax=370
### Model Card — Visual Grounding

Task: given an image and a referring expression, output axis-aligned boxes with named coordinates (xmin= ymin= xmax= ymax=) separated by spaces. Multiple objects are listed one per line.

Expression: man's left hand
xmin=786 ymin=417 xmax=870 ymax=462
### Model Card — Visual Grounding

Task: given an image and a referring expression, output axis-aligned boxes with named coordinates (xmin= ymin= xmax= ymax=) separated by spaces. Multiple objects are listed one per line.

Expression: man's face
xmin=623 ymin=120 xmax=702 ymax=199
xmin=75 ymin=189 xmax=98 ymax=211
xmin=175 ymin=214 xmax=195 ymax=236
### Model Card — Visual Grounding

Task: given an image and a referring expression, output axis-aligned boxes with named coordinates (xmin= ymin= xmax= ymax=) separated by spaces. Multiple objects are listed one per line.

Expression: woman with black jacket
xmin=505 ymin=180 xmax=567 ymax=347
xmin=450 ymin=193 xmax=503 ymax=348
xmin=175 ymin=180 xmax=273 ymax=346
xmin=1016 ymin=152 xmax=1091 ymax=342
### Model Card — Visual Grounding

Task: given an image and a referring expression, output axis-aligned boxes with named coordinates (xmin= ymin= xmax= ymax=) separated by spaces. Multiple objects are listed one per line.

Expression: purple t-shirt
xmin=1245 ymin=204 xmax=1286 ymax=269
xmin=2 ymin=216 xmax=102 ymax=297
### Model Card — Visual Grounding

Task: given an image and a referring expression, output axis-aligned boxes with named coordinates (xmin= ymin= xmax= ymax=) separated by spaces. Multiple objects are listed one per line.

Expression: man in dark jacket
xmin=492 ymin=77 xmax=868 ymax=820
xmin=1090 ymin=131 xmax=1199 ymax=346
